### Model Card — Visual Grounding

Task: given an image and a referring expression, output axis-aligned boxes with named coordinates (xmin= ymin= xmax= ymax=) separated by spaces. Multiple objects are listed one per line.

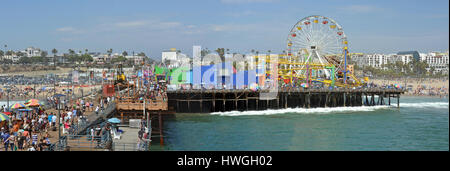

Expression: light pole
xmin=58 ymin=96 xmax=61 ymax=144
xmin=6 ymin=87 xmax=10 ymax=112
xmin=56 ymin=94 xmax=66 ymax=149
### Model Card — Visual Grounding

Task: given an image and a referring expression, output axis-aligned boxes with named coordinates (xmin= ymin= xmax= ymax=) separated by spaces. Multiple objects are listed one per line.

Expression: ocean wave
xmin=393 ymin=102 xmax=449 ymax=109
xmin=211 ymin=106 xmax=391 ymax=116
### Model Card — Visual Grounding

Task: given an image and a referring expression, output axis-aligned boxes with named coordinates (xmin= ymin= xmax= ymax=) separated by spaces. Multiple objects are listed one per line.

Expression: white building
xmin=424 ymin=52 xmax=449 ymax=74
xmin=390 ymin=54 xmax=414 ymax=65
xmin=162 ymin=50 xmax=177 ymax=62
xmin=162 ymin=48 xmax=192 ymax=69
xmin=22 ymin=47 xmax=42 ymax=57
xmin=125 ymin=55 xmax=145 ymax=65
xmin=352 ymin=53 xmax=414 ymax=71
xmin=2 ymin=54 xmax=20 ymax=62
xmin=193 ymin=46 xmax=201 ymax=59
xmin=366 ymin=54 xmax=388 ymax=68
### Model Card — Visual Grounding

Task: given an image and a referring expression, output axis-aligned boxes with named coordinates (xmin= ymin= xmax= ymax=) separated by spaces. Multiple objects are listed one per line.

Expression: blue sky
xmin=0 ymin=0 xmax=448 ymax=60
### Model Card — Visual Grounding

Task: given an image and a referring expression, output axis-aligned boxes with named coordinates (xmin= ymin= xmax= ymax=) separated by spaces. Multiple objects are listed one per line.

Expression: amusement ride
xmin=263 ymin=15 xmax=363 ymax=88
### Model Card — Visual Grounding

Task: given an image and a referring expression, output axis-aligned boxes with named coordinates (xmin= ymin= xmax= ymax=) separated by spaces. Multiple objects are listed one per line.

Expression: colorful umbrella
xmin=301 ymin=83 xmax=309 ymax=88
xmin=1 ymin=112 xmax=11 ymax=115
xmin=25 ymin=101 xmax=40 ymax=107
xmin=25 ymin=99 xmax=39 ymax=104
xmin=10 ymin=103 xmax=26 ymax=110
xmin=0 ymin=113 xmax=10 ymax=121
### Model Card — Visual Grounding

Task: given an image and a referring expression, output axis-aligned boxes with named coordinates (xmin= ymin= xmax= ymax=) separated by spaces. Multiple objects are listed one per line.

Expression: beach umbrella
xmin=1 ymin=112 xmax=11 ymax=115
xmin=25 ymin=101 xmax=40 ymax=107
xmin=301 ymin=83 xmax=309 ymax=88
xmin=25 ymin=99 xmax=39 ymax=104
xmin=0 ymin=113 xmax=10 ymax=121
xmin=10 ymin=103 xmax=26 ymax=110
xmin=107 ymin=118 xmax=121 ymax=124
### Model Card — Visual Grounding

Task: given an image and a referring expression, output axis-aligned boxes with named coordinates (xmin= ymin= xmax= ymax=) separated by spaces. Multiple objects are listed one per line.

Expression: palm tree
xmin=68 ymin=49 xmax=76 ymax=64
xmin=215 ymin=48 xmax=225 ymax=62
xmin=85 ymin=49 xmax=88 ymax=54
xmin=107 ymin=48 xmax=113 ymax=64
xmin=122 ymin=51 xmax=128 ymax=57
xmin=52 ymin=48 xmax=58 ymax=68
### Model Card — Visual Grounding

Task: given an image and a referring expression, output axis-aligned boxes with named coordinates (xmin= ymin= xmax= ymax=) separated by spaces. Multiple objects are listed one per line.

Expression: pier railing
xmin=116 ymin=99 xmax=168 ymax=111
xmin=50 ymin=134 xmax=113 ymax=151
xmin=112 ymin=141 xmax=150 ymax=151
xmin=167 ymin=87 xmax=405 ymax=94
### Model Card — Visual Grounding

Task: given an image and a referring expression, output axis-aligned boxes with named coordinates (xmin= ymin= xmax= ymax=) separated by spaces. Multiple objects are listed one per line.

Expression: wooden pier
xmin=166 ymin=88 xmax=405 ymax=113
xmin=115 ymin=96 xmax=169 ymax=146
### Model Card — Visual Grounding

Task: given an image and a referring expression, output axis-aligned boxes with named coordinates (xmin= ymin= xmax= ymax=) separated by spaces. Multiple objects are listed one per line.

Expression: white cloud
xmin=55 ymin=27 xmax=84 ymax=34
xmin=114 ymin=21 xmax=148 ymax=27
xmin=153 ymin=22 xmax=182 ymax=29
xmin=56 ymin=27 xmax=76 ymax=32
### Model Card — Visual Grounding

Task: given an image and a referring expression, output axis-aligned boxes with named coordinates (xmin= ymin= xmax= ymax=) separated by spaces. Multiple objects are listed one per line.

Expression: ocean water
xmin=161 ymin=96 xmax=449 ymax=151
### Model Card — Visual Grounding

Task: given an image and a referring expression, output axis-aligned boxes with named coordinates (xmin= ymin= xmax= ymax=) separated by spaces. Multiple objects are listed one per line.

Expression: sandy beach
xmin=370 ymin=78 xmax=449 ymax=97
xmin=0 ymin=84 xmax=102 ymax=101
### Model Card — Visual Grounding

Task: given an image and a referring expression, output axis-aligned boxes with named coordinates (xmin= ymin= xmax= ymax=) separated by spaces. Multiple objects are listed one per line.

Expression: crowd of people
xmin=370 ymin=78 xmax=449 ymax=98
xmin=1 ymin=107 xmax=56 ymax=151
xmin=0 ymin=85 xmax=51 ymax=100
xmin=0 ymin=95 xmax=104 ymax=151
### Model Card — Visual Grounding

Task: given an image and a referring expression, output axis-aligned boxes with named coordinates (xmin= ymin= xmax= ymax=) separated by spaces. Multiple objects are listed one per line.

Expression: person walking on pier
xmin=100 ymin=98 xmax=104 ymax=113
xmin=90 ymin=127 xmax=95 ymax=142
xmin=2 ymin=131 xmax=10 ymax=151
xmin=85 ymin=101 xmax=90 ymax=112
xmin=95 ymin=125 xmax=101 ymax=148
xmin=90 ymin=102 xmax=94 ymax=112
xmin=95 ymin=105 xmax=99 ymax=115
xmin=137 ymin=128 xmax=144 ymax=150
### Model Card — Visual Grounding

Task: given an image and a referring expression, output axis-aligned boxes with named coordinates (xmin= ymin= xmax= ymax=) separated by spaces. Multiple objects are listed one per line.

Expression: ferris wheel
xmin=286 ymin=15 xmax=348 ymax=79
